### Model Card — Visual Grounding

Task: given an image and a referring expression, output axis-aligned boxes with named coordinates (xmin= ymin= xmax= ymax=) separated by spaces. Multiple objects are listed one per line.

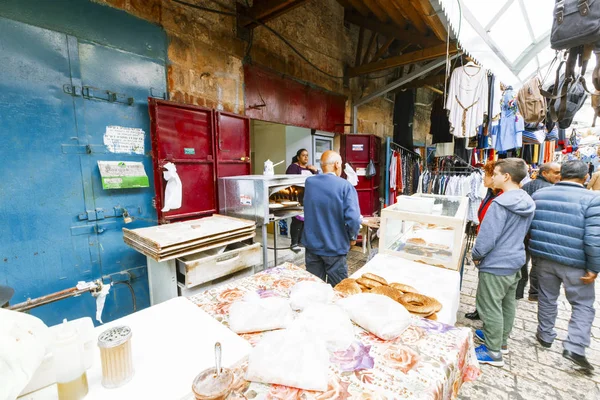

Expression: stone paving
xmin=346 ymin=247 xmax=600 ymax=400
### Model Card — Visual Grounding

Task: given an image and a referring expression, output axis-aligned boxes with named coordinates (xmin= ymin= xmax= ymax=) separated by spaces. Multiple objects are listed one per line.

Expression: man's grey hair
xmin=321 ymin=152 xmax=342 ymax=165
xmin=539 ymin=162 xmax=559 ymax=175
xmin=560 ymin=160 xmax=588 ymax=180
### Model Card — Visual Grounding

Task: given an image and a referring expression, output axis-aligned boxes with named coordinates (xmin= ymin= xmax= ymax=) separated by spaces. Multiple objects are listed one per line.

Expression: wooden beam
xmin=344 ymin=9 xmax=441 ymax=48
xmin=362 ymin=0 xmax=389 ymax=22
xmin=241 ymin=0 xmax=309 ymax=29
xmin=348 ymin=42 xmax=457 ymax=77
xmin=374 ymin=0 xmax=408 ymax=28
xmin=362 ymin=32 xmax=378 ymax=65
xmin=370 ymin=37 xmax=394 ymax=63
xmin=355 ymin=27 xmax=365 ymax=67
xmin=397 ymin=73 xmax=447 ymax=92
xmin=346 ymin=0 xmax=371 ymax=16
xmin=334 ymin=0 xmax=353 ymax=9
xmin=410 ymin=0 xmax=448 ymax=41
xmin=393 ymin=1 xmax=429 ymax=34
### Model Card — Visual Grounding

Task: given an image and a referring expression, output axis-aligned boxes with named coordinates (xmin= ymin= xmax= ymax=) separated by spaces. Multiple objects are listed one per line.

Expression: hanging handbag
xmin=551 ymin=0 xmax=600 ymax=50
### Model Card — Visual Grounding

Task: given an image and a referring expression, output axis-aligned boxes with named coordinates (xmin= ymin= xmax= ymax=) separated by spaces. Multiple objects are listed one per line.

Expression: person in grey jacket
xmin=529 ymin=160 xmax=600 ymax=372
xmin=516 ymin=162 xmax=561 ymax=300
xmin=472 ymin=158 xmax=535 ymax=367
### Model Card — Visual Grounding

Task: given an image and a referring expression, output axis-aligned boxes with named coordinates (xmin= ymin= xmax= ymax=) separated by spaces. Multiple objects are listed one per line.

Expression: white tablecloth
xmin=20 ymin=297 xmax=251 ymax=400
xmin=351 ymin=253 xmax=461 ymax=325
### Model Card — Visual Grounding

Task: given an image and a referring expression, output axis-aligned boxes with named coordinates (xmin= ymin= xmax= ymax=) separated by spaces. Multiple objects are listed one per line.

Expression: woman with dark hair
xmin=465 ymin=160 xmax=503 ymax=320
xmin=286 ymin=148 xmax=318 ymax=252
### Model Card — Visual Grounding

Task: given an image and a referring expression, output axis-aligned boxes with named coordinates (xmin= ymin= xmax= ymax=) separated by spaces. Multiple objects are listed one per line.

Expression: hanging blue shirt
xmin=495 ymin=88 xmax=525 ymax=152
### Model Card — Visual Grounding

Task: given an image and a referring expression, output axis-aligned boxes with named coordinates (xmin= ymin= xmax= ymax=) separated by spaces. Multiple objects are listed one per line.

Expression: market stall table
xmin=19 ymin=297 xmax=251 ymax=400
xmin=189 ymin=263 xmax=480 ymax=399
xmin=351 ymin=253 xmax=462 ymax=325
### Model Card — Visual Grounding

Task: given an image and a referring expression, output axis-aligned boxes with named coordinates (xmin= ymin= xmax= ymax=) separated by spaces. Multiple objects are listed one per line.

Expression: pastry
xmin=429 ymin=243 xmax=450 ymax=250
xmin=389 ymin=283 xmax=419 ymax=294
xmin=356 ymin=277 xmax=383 ymax=289
xmin=398 ymin=292 xmax=438 ymax=315
xmin=361 ymin=273 xmax=388 ymax=286
xmin=360 ymin=286 xmax=370 ymax=293
xmin=338 ymin=278 xmax=358 ymax=286
xmin=370 ymin=285 xmax=402 ymax=302
xmin=334 ymin=280 xmax=362 ymax=296
xmin=429 ymin=297 xmax=443 ymax=313
xmin=406 ymin=237 xmax=427 ymax=246
xmin=425 ymin=313 xmax=438 ymax=321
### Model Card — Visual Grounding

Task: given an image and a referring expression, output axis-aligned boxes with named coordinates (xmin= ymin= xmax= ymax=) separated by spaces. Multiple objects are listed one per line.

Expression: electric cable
xmin=172 ymin=0 xmax=345 ymax=79
xmin=112 ymin=281 xmax=137 ymax=313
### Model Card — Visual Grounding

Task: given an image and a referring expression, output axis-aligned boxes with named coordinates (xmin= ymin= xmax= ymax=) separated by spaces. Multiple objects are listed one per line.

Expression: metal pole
xmin=385 ymin=137 xmax=390 ymax=206
xmin=273 ymin=220 xmax=278 ymax=267
xmin=261 ymin=224 xmax=268 ymax=271
xmin=8 ymin=285 xmax=98 ymax=312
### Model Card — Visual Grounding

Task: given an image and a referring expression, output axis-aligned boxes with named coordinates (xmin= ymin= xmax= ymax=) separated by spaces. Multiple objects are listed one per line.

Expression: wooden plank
xmin=348 ymin=42 xmax=457 ymax=77
xmin=393 ymin=1 xmax=429 ymax=34
xmin=124 ymin=225 xmax=257 ymax=254
xmin=344 ymin=9 xmax=441 ymax=48
xmin=362 ymin=0 xmax=389 ymax=22
xmin=346 ymin=0 xmax=371 ymax=16
xmin=355 ymin=26 xmax=365 ymax=67
xmin=241 ymin=0 xmax=309 ymax=29
xmin=122 ymin=215 xmax=255 ymax=250
xmin=374 ymin=0 xmax=407 ymax=28
xmin=362 ymin=32 xmax=378 ymax=65
xmin=125 ymin=232 xmax=257 ymax=262
xmin=410 ymin=0 xmax=448 ymax=41
xmin=370 ymin=37 xmax=394 ymax=63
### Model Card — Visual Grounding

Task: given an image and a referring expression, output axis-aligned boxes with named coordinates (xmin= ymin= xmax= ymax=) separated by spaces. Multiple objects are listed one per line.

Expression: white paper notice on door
xmin=104 ymin=126 xmax=145 ymax=154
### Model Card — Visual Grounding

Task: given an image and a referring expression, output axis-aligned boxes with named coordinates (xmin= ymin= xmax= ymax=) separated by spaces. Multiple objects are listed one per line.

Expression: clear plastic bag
xmin=289 ymin=304 xmax=354 ymax=352
xmin=246 ymin=329 xmax=329 ymax=391
xmin=228 ymin=292 xmax=294 ymax=334
xmin=289 ymin=281 xmax=334 ymax=311
xmin=337 ymin=293 xmax=411 ymax=340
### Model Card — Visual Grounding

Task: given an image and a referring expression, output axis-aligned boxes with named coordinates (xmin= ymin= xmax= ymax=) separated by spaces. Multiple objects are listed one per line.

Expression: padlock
xmin=123 ymin=210 xmax=133 ymax=224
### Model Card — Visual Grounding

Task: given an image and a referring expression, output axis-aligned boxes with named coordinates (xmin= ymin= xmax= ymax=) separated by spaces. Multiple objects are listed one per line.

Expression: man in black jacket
xmin=516 ymin=162 xmax=561 ymax=300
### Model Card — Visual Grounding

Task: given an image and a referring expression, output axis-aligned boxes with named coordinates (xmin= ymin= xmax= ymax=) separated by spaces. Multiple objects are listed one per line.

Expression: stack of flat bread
xmin=334 ymin=273 xmax=442 ymax=320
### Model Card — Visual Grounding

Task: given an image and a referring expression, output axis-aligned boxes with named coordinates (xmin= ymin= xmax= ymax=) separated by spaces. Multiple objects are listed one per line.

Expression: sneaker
xmin=528 ymin=295 xmax=538 ymax=302
xmin=465 ymin=309 xmax=480 ymax=320
xmin=290 ymin=244 xmax=301 ymax=253
xmin=536 ymin=332 xmax=552 ymax=349
xmin=563 ymin=350 xmax=595 ymax=371
xmin=474 ymin=330 xmax=509 ymax=355
xmin=475 ymin=344 xmax=504 ymax=367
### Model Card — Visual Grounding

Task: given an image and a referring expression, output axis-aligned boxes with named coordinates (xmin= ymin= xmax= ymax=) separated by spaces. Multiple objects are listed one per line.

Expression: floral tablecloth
xmin=188 ymin=263 xmax=480 ymax=400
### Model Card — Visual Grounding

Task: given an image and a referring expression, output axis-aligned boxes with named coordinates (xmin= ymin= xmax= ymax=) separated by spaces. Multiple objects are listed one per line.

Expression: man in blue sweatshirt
xmin=302 ymin=150 xmax=361 ymax=287
xmin=529 ymin=160 xmax=600 ymax=372
xmin=472 ymin=158 xmax=536 ymax=367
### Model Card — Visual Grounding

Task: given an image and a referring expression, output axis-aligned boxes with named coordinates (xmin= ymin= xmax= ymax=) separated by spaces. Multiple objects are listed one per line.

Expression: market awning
xmin=434 ymin=0 xmax=555 ymax=87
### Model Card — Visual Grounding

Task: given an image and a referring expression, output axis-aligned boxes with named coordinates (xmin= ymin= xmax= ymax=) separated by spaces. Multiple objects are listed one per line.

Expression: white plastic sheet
xmin=0 ymin=309 xmax=49 ymax=400
xmin=337 ymin=293 xmax=411 ymax=340
xmin=290 ymin=304 xmax=354 ymax=352
xmin=161 ymin=162 xmax=182 ymax=212
xmin=228 ymin=292 xmax=294 ymax=334
xmin=289 ymin=281 xmax=334 ymax=311
xmin=246 ymin=329 xmax=329 ymax=391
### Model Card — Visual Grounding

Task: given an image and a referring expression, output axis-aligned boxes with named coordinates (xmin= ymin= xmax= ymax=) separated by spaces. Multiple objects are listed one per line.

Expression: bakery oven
xmin=218 ymin=175 xmax=310 ymax=269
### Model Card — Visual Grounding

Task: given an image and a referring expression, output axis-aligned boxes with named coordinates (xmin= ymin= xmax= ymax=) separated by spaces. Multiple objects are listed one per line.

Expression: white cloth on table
xmin=446 ymin=66 xmax=489 ymax=138
xmin=228 ymin=292 xmax=294 ymax=334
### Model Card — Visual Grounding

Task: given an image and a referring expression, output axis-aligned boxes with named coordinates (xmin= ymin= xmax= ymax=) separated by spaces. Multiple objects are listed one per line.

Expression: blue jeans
xmin=305 ymin=250 xmax=348 ymax=287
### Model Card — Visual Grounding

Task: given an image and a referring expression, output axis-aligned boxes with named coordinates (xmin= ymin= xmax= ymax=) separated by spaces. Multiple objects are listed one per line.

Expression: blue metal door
xmin=0 ymin=13 xmax=166 ymax=325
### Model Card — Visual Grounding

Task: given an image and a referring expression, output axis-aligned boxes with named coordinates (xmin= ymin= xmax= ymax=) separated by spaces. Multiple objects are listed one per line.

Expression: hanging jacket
xmin=472 ymin=189 xmax=536 ymax=275
xmin=529 ymin=182 xmax=600 ymax=272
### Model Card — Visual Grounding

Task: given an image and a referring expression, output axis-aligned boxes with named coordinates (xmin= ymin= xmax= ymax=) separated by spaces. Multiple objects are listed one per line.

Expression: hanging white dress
xmin=446 ymin=65 xmax=489 ymax=138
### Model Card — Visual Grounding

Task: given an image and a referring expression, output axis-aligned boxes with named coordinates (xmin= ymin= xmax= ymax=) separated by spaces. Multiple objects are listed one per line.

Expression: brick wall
xmin=95 ymin=0 xmax=396 ymax=138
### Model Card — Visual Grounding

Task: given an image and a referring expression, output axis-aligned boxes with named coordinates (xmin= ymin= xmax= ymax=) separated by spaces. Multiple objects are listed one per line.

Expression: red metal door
xmin=149 ymin=99 xmax=218 ymax=223
xmin=216 ymin=111 xmax=251 ymax=177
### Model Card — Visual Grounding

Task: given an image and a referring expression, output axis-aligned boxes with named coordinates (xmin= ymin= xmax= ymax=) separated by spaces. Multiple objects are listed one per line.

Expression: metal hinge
xmin=63 ymin=84 xmax=81 ymax=96
xmin=82 ymin=86 xmax=134 ymax=106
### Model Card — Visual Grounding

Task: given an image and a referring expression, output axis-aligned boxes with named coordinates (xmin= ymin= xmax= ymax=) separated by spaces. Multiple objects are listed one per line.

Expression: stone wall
xmin=95 ymin=0 xmax=396 ymax=138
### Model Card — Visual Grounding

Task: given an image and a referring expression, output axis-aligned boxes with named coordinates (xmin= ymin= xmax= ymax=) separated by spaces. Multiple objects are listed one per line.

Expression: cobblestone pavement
xmin=346 ymin=247 xmax=600 ymax=400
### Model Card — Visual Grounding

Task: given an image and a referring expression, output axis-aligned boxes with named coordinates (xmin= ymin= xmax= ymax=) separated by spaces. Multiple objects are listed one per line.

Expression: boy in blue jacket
xmin=472 ymin=158 xmax=535 ymax=367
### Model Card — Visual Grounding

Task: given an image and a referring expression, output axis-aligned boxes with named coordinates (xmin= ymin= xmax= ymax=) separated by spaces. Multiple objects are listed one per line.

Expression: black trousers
xmin=305 ymin=250 xmax=348 ymax=287
xmin=516 ymin=250 xmax=539 ymax=298
xmin=290 ymin=217 xmax=304 ymax=246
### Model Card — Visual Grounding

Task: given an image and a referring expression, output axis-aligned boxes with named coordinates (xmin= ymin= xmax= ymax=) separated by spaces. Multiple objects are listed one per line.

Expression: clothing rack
xmin=434 ymin=155 xmax=477 ymax=173
xmin=385 ymin=137 xmax=422 ymax=206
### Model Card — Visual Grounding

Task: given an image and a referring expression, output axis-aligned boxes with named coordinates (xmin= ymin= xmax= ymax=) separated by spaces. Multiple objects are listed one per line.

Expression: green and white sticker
xmin=184 ymin=148 xmax=195 ymax=155
xmin=98 ymin=161 xmax=149 ymax=189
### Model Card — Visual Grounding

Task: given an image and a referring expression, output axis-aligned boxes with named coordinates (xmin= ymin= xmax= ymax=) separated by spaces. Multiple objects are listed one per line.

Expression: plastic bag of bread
xmin=289 ymin=281 xmax=334 ymax=311
xmin=289 ymin=304 xmax=354 ymax=351
xmin=337 ymin=293 xmax=411 ymax=340
xmin=229 ymin=292 xmax=294 ymax=334
xmin=246 ymin=329 xmax=329 ymax=391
